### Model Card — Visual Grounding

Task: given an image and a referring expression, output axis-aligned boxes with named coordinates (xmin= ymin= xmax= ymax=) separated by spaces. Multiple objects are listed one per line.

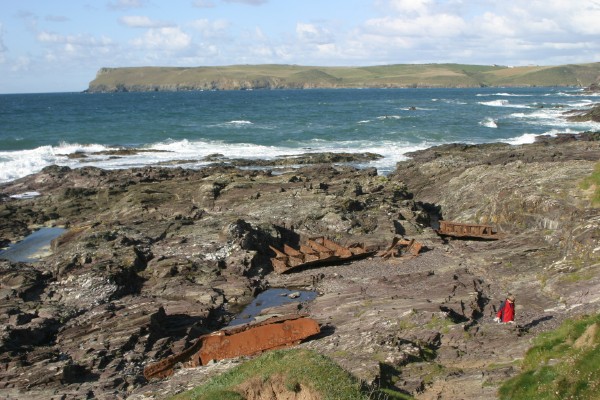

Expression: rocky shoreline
xmin=1 ymin=132 xmax=600 ymax=399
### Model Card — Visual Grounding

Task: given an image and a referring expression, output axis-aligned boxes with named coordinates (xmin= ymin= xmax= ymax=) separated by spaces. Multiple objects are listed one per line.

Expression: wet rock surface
xmin=1 ymin=139 xmax=599 ymax=399
xmin=565 ymin=103 xmax=600 ymax=123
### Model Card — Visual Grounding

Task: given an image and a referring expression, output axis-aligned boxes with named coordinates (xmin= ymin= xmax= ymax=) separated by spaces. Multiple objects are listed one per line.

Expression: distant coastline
xmin=85 ymin=62 xmax=600 ymax=93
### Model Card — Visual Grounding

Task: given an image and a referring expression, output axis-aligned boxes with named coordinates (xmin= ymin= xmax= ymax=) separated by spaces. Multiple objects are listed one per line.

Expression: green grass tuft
xmin=580 ymin=162 xmax=600 ymax=206
xmin=169 ymin=348 xmax=409 ymax=400
xmin=498 ymin=313 xmax=600 ymax=400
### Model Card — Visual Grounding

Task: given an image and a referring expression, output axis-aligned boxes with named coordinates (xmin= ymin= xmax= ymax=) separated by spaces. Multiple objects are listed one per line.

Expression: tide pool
xmin=0 ymin=227 xmax=66 ymax=263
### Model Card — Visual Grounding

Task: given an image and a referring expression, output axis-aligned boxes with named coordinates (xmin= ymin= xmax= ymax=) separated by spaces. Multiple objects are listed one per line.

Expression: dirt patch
xmin=574 ymin=323 xmax=598 ymax=350
xmin=235 ymin=374 xmax=321 ymax=400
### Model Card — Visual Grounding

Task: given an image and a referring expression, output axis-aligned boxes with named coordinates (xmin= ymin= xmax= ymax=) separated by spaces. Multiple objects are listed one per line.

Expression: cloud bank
xmin=1 ymin=0 xmax=599 ymax=92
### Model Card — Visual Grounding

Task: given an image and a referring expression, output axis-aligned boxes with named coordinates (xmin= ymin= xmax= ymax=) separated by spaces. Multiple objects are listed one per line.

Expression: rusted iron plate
xmin=406 ymin=240 xmax=423 ymax=256
xmin=377 ymin=237 xmax=424 ymax=259
xmin=144 ymin=315 xmax=320 ymax=380
xmin=436 ymin=221 xmax=502 ymax=240
xmin=270 ymin=236 xmax=374 ymax=273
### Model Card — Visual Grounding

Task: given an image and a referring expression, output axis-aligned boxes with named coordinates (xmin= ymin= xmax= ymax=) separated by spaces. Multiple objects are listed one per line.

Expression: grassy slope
xmin=166 ymin=311 xmax=600 ymax=400
xmin=168 ymin=348 xmax=410 ymax=400
xmin=88 ymin=62 xmax=600 ymax=91
xmin=580 ymin=162 xmax=600 ymax=206
xmin=498 ymin=313 xmax=600 ymax=400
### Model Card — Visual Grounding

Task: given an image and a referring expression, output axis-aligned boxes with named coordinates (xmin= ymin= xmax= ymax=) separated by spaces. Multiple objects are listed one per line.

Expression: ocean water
xmin=1 ymin=87 xmax=598 ymax=183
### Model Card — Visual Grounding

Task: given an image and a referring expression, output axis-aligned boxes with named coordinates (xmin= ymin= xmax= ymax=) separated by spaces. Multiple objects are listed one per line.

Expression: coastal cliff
xmin=85 ymin=62 xmax=600 ymax=93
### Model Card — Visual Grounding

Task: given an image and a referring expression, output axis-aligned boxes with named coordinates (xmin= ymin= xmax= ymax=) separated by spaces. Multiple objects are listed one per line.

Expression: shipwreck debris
xmin=270 ymin=236 xmax=374 ymax=273
xmin=377 ymin=237 xmax=423 ymax=259
xmin=436 ymin=220 xmax=502 ymax=240
xmin=143 ymin=314 xmax=320 ymax=380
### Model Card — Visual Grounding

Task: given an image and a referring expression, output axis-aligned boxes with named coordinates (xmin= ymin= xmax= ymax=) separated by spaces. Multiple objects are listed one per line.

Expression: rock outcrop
xmin=1 ymin=136 xmax=600 ymax=399
xmin=566 ymin=103 xmax=600 ymax=123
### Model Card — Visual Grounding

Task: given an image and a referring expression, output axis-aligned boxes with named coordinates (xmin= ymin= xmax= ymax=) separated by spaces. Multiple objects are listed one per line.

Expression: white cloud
xmin=296 ymin=23 xmax=334 ymax=45
xmin=191 ymin=19 xmax=231 ymax=38
xmin=0 ymin=27 xmax=6 ymax=63
xmin=476 ymin=12 xmax=515 ymax=37
xmin=119 ymin=16 xmax=172 ymax=28
xmin=131 ymin=27 xmax=192 ymax=50
xmin=37 ymin=31 xmax=61 ymax=42
xmin=315 ymin=43 xmax=338 ymax=57
xmin=364 ymin=14 xmax=466 ymax=38
xmin=385 ymin=0 xmax=432 ymax=15
xmin=31 ymin=30 xmax=116 ymax=70
xmin=4 ymin=0 xmax=600 ymax=94
xmin=253 ymin=27 xmax=268 ymax=42
xmin=11 ymin=56 xmax=31 ymax=72
xmin=350 ymin=0 xmax=600 ymax=67
xmin=525 ymin=18 xmax=562 ymax=36
xmin=570 ymin=9 xmax=600 ymax=35
xmin=541 ymin=42 xmax=591 ymax=50
xmin=0 ymin=23 xmax=6 ymax=49
xmin=476 ymin=1 xmax=599 ymax=37
xmin=248 ymin=44 xmax=273 ymax=57
xmin=37 ymin=31 xmax=113 ymax=47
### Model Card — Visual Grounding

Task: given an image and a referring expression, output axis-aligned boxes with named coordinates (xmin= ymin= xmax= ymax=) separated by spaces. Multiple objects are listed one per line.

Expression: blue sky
xmin=1 ymin=0 xmax=599 ymax=93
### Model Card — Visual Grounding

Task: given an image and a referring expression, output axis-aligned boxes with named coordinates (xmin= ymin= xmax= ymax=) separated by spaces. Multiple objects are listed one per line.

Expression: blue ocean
xmin=1 ymin=87 xmax=598 ymax=183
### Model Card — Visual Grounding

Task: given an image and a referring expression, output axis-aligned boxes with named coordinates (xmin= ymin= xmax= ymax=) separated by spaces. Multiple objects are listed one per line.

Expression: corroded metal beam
xmin=377 ymin=237 xmax=423 ymax=259
xmin=436 ymin=220 xmax=502 ymax=240
xmin=143 ymin=315 xmax=320 ymax=380
xmin=269 ymin=236 xmax=374 ymax=273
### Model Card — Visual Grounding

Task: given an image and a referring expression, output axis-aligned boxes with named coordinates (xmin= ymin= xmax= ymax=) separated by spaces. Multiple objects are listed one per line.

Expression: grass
xmin=498 ymin=313 xmax=600 ymax=400
xmin=88 ymin=63 xmax=600 ymax=91
xmin=580 ymin=162 xmax=600 ymax=206
xmin=169 ymin=348 xmax=411 ymax=400
xmin=424 ymin=314 xmax=454 ymax=333
xmin=557 ymin=269 xmax=595 ymax=284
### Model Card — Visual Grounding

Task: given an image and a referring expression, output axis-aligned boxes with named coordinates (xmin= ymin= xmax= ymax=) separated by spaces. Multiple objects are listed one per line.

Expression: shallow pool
xmin=228 ymin=288 xmax=317 ymax=326
xmin=0 ymin=227 xmax=66 ymax=263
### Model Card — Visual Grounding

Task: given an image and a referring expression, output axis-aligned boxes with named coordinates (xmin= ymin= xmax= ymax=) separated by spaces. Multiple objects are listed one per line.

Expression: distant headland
xmin=85 ymin=62 xmax=600 ymax=93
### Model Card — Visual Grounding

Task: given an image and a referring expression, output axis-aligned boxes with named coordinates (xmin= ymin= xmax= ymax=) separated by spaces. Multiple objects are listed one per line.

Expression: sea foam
xmin=502 ymin=133 xmax=540 ymax=145
xmin=502 ymin=128 xmax=583 ymax=146
xmin=477 ymin=92 xmax=533 ymax=97
xmin=1 ymin=88 xmax=597 ymax=184
xmin=478 ymin=100 xmax=509 ymax=107
xmin=479 ymin=118 xmax=498 ymax=128
xmin=478 ymin=99 xmax=530 ymax=108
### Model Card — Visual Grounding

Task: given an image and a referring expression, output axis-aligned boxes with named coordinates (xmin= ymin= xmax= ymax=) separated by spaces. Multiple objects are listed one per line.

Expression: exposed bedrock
xmin=0 ymin=139 xmax=599 ymax=399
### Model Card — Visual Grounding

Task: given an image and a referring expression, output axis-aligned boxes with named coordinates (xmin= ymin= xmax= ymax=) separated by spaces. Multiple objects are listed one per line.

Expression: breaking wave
xmin=479 ymin=117 xmax=498 ymax=128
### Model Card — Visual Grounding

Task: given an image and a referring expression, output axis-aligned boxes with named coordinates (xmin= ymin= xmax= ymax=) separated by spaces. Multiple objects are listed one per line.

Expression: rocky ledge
xmin=1 ymin=134 xmax=599 ymax=399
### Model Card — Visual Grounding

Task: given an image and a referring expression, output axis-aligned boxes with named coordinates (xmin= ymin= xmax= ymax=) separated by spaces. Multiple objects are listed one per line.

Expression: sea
xmin=1 ymin=87 xmax=599 ymax=184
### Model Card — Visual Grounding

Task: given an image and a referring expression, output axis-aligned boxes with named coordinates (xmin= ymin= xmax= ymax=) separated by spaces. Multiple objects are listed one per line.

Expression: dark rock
xmin=566 ymin=103 xmax=600 ymax=123
xmin=1 ymin=137 xmax=600 ymax=399
xmin=584 ymin=82 xmax=600 ymax=92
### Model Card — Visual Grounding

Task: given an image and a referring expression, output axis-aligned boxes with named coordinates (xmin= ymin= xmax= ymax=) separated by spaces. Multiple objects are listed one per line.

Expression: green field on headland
xmin=86 ymin=62 xmax=600 ymax=92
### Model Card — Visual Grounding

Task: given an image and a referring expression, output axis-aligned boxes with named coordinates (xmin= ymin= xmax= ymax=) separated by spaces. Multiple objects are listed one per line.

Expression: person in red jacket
xmin=494 ymin=294 xmax=515 ymax=323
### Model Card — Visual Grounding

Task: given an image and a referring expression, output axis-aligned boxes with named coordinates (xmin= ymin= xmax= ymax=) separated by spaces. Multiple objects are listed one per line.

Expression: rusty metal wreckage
xmin=144 ymin=315 xmax=320 ymax=380
xmin=269 ymin=236 xmax=376 ymax=274
xmin=436 ymin=220 xmax=503 ymax=240
xmin=143 ymin=221 xmax=500 ymax=380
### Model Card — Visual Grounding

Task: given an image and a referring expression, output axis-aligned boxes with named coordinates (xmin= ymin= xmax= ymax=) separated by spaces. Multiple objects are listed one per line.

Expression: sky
xmin=1 ymin=0 xmax=599 ymax=94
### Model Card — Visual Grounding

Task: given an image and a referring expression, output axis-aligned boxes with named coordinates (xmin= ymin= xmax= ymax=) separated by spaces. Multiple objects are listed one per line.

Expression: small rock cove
xmin=0 ymin=227 xmax=66 ymax=262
